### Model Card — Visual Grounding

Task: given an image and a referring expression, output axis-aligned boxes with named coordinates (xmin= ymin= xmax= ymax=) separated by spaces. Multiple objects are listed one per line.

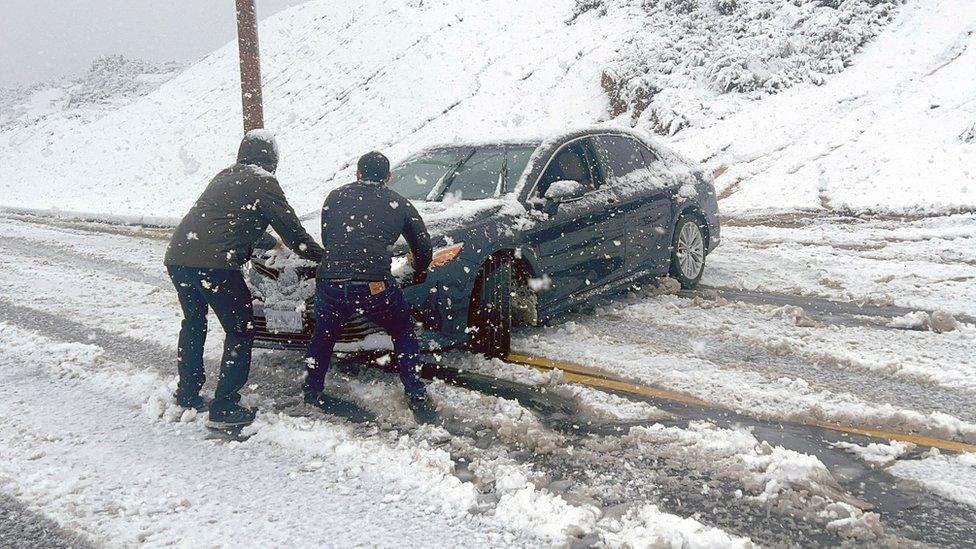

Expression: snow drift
xmin=0 ymin=0 xmax=973 ymax=218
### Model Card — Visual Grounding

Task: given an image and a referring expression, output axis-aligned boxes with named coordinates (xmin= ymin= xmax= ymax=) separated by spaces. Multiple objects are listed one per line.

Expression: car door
xmin=524 ymin=138 xmax=628 ymax=312
xmin=591 ymin=135 xmax=674 ymax=276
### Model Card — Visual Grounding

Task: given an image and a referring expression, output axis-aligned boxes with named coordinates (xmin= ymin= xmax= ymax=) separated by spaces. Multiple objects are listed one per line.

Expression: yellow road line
xmin=506 ymin=352 xmax=711 ymax=406
xmin=506 ymin=353 xmax=976 ymax=454
xmin=506 ymin=353 xmax=621 ymax=381
xmin=812 ymin=421 xmax=976 ymax=454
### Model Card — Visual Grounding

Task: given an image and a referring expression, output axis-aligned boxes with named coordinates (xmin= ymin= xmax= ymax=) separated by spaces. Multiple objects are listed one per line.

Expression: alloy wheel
xmin=676 ymin=221 xmax=705 ymax=279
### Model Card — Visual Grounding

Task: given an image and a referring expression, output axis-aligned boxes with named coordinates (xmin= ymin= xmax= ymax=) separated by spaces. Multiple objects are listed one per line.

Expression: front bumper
xmin=250 ymin=249 xmax=480 ymax=352
xmin=251 ymin=304 xmax=381 ymax=351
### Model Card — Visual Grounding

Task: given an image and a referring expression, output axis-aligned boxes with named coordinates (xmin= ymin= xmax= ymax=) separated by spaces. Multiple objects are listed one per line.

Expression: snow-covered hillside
xmin=0 ymin=0 xmax=973 ymax=217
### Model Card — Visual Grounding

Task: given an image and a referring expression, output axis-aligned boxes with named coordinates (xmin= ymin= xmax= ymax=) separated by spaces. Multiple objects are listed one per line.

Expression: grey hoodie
xmin=164 ymin=131 xmax=324 ymax=269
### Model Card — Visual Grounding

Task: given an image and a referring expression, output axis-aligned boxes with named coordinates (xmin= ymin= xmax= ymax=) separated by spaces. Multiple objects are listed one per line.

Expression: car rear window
xmin=592 ymin=135 xmax=649 ymax=183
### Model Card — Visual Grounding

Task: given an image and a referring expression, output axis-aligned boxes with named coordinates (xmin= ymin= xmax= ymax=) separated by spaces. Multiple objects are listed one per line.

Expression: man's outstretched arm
xmin=402 ymin=202 xmax=432 ymax=274
xmin=255 ymin=177 xmax=324 ymax=262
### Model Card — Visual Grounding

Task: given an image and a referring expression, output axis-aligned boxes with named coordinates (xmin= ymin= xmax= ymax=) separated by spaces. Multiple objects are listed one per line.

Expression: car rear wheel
xmin=468 ymin=255 xmax=512 ymax=358
xmin=669 ymin=214 xmax=706 ymax=289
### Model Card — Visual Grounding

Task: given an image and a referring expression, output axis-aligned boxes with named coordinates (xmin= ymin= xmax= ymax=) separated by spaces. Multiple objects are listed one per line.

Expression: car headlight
xmin=391 ymin=243 xmax=464 ymax=279
xmin=431 ymin=243 xmax=464 ymax=268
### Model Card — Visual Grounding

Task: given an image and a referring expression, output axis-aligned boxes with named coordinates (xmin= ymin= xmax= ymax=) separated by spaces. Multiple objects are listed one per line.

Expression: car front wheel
xmin=468 ymin=255 xmax=512 ymax=358
xmin=669 ymin=214 xmax=706 ymax=289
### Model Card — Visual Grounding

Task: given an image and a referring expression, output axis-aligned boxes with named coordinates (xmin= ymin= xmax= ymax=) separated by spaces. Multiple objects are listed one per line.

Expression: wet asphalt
xmin=0 ymin=492 xmax=94 ymax=549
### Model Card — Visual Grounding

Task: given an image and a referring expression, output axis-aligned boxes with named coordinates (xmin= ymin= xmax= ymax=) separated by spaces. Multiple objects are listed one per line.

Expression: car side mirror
xmin=545 ymin=180 xmax=585 ymax=203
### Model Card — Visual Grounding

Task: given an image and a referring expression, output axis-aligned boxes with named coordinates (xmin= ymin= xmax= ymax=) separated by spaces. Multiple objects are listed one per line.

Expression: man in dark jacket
xmin=304 ymin=151 xmax=434 ymax=417
xmin=165 ymin=130 xmax=324 ymax=428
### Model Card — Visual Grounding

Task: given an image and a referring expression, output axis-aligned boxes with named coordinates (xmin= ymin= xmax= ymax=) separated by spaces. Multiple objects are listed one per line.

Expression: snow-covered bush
xmin=0 ymin=55 xmax=182 ymax=128
xmin=65 ymin=55 xmax=182 ymax=109
xmin=713 ymin=0 xmax=739 ymax=15
xmin=579 ymin=0 xmax=904 ymax=134
xmin=961 ymin=122 xmax=976 ymax=143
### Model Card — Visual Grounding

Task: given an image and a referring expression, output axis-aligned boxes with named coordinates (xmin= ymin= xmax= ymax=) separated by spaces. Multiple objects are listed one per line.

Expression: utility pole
xmin=235 ymin=0 xmax=264 ymax=132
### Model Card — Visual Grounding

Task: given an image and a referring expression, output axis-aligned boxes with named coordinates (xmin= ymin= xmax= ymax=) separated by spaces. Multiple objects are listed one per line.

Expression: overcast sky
xmin=0 ymin=0 xmax=310 ymax=87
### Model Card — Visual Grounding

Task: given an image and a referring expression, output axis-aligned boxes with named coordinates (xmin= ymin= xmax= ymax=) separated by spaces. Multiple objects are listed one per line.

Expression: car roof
xmin=415 ymin=125 xmax=656 ymax=153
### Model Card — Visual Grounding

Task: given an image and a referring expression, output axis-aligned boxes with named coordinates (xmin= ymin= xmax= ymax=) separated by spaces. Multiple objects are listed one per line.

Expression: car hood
xmin=415 ymin=198 xmax=510 ymax=238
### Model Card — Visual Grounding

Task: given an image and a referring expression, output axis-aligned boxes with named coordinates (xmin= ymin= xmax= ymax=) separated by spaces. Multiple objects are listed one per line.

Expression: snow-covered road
xmin=0 ymin=212 xmax=974 ymax=547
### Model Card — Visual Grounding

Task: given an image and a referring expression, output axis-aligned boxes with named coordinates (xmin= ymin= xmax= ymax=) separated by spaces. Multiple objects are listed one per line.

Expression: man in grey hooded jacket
xmin=165 ymin=130 xmax=323 ymax=427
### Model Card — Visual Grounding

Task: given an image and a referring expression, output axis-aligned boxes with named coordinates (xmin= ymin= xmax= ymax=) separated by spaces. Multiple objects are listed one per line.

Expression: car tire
xmin=669 ymin=214 xmax=707 ymax=289
xmin=468 ymin=255 xmax=512 ymax=358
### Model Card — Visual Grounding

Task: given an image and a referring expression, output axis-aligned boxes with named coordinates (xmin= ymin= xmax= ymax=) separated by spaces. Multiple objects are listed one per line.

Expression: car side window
xmin=592 ymin=135 xmax=649 ymax=185
xmin=537 ymin=141 xmax=597 ymax=198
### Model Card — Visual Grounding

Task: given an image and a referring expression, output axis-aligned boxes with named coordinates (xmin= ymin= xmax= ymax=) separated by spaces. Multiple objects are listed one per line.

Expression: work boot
xmin=206 ymin=404 xmax=257 ymax=428
xmin=407 ymin=393 xmax=438 ymax=424
xmin=174 ymin=393 xmax=208 ymax=412
xmin=303 ymin=389 xmax=375 ymax=423
xmin=303 ymin=389 xmax=342 ymax=412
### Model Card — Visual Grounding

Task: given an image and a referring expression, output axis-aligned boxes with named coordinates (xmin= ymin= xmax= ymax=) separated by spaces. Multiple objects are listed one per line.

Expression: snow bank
xmin=607 ymin=421 xmax=885 ymax=540
xmin=833 ymin=440 xmax=915 ymax=467
xmin=599 ymin=504 xmax=754 ymax=549
xmin=890 ymin=449 xmax=976 ymax=508
xmin=888 ymin=310 xmax=959 ymax=333
xmin=243 ymin=412 xmax=481 ymax=515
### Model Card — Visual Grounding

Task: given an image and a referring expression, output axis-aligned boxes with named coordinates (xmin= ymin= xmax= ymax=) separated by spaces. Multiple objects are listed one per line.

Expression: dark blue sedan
xmin=250 ymin=127 xmax=720 ymax=357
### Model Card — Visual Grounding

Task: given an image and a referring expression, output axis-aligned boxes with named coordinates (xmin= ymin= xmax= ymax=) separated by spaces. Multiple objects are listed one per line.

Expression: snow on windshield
xmin=388 ymin=149 xmax=461 ymax=200
xmin=389 ymin=146 xmax=535 ymax=202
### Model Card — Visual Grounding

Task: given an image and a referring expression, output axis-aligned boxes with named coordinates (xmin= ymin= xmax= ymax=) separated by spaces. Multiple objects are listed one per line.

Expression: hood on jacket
xmin=237 ymin=129 xmax=279 ymax=173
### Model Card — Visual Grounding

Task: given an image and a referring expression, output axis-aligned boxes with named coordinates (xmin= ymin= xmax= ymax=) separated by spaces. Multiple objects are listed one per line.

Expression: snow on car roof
xmin=413 ymin=124 xmax=662 ymax=154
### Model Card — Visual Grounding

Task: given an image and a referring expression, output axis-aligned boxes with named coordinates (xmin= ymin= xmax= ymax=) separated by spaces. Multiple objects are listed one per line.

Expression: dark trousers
xmin=167 ymin=265 xmax=254 ymax=412
xmin=305 ymin=280 xmax=425 ymax=398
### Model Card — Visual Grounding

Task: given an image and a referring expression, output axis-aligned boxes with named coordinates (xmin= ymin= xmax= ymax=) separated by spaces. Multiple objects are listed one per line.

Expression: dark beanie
xmin=358 ymin=151 xmax=390 ymax=182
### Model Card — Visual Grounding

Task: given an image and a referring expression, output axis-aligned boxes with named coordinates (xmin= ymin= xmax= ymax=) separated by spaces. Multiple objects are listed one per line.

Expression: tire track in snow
xmin=693 ymin=286 xmax=976 ymax=327
xmin=0 ymin=228 xmax=170 ymax=290
xmin=559 ymin=303 xmax=976 ymax=425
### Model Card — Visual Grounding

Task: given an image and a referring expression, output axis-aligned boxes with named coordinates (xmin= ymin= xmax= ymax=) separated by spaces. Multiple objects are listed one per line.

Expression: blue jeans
xmin=305 ymin=280 xmax=426 ymax=398
xmin=167 ymin=266 xmax=254 ymax=412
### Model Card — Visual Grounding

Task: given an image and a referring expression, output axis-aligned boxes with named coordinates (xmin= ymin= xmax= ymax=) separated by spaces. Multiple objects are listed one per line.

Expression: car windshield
xmin=389 ymin=145 xmax=536 ymax=201
xmin=388 ymin=149 xmax=466 ymax=201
